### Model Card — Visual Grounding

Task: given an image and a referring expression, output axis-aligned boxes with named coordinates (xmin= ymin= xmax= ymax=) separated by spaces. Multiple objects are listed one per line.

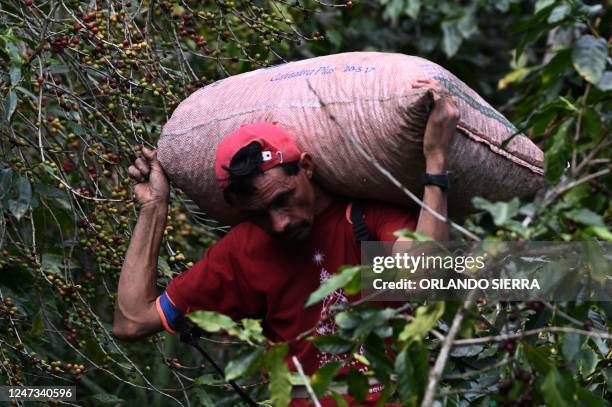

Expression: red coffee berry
xmin=61 ymin=160 xmax=74 ymax=173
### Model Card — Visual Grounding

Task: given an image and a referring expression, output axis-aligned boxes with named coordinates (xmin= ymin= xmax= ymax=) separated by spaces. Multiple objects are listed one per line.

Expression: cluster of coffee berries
xmin=165 ymin=357 xmax=181 ymax=369
xmin=0 ymin=298 xmax=19 ymax=319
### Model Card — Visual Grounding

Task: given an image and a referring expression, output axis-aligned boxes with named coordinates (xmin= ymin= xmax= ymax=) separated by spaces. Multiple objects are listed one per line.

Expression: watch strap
xmin=423 ymin=171 xmax=450 ymax=190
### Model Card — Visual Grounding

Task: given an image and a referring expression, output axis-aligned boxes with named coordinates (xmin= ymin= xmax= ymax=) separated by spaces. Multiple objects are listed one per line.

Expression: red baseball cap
xmin=215 ymin=122 xmax=302 ymax=191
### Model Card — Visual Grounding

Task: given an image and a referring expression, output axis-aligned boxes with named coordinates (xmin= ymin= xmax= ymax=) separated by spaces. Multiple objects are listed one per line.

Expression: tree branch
xmin=453 ymin=326 xmax=611 ymax=347
xmin=292 ymin=356 xmax=322 ymax=407
xmin=421 ymin=291 xmax=476 ymax=407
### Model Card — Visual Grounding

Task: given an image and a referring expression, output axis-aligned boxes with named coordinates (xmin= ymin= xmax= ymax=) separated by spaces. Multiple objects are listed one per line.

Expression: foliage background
xmin=0 ymin=0 xmax=610 ymax=406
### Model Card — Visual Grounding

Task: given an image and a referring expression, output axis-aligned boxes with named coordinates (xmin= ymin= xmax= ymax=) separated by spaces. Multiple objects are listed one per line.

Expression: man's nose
xmin=270 ymin=210 xmax=290 ymax=234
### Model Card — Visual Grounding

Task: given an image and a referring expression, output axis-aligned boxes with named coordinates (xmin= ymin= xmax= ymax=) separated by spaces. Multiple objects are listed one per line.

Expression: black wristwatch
xmin=423 ymin=171 xmax=450 ymax=191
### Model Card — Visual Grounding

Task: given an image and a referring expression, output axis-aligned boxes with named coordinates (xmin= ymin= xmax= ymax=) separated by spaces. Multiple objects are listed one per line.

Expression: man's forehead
xmin=237 ymin=168 xmax=294 ymax=210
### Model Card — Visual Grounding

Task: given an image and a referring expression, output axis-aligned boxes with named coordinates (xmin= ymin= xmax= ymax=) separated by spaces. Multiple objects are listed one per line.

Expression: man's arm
xmin=399 ymin=79 xmax=458 ymax=242
xmin=112 ymin=147 xmax=169 ymax=341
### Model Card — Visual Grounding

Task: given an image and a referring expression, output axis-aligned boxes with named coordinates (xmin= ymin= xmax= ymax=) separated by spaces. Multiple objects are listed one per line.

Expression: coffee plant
xmin=0 ymin=0 xmax=610 ymax=406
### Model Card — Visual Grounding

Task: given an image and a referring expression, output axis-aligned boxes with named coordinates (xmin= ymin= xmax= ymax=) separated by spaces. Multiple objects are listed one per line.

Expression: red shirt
xmin=156 ymin=198 xmax=416 ymax=375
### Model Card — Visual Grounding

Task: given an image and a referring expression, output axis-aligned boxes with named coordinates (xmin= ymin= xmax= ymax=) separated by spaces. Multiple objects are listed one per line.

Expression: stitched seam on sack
xmin=457 ymin=125 xmax=544 ymax=175
xmin=458 ymin=121 xmax=543 ymax=170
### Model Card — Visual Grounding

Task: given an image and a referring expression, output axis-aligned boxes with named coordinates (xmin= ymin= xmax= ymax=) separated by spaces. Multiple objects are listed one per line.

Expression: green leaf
xmin=267 ymin=344 xmax=291 ymax=407
xmin=577 ymin=3 xmax=603 ymax=16
xmin=47 ymin=64 xmax=71 ymax=74
xmin=325 ymin=29 xmax=342 ymax=48
xmin=597 ymin=71 xmax=612 ymax=91
xmin=561 ymin=332 xmax=581 ymax=366
xmin=91 ymin=393 xmax=125 ymax=404
xmin=29 ymin=311 xmax=45 ymax=339
xmin=404 ymin=0 xmax=421 ymax=19
xmin=313 ymin=335 xmax=355 ymax=354
xmin=525 ymin=344 xmax=553 ymax=374
xmin=2 ymin=30 xmax=22 ymax=64
xmin=311 ymin=361 xmax=342 ymax=397
xmin=544 ymin=119 xmax=573 ymax=183
xmin=564 ymin=208 xmax=605 ymax=228
xmin=41 ymin=254 xmax=64 ymax=276
xmin=581 ymin=107 xmax=603 ymax=139
xmin=7 ymin=174 xmax=32 ymax=220
xmin=399 ymin=302 xmax=445 ymax=341
xmin=335 ymin=311 xmax=360 ymax=330
xmin=363 ymin=333 xmax=393 ymax=383
xmin=195 ymin=374 xmax=223 ymax=385
xmin=457 ymin=13 xmax=477 ymax=38
xmin=498 ymin=67 xmax=530 ymax=90
xmin=561 ymin=184 xmax=588 ymax=206
xmin=352 ymin=308 xmax=396 ymax=338
xmin=582 ymin=241 xmax=608 ymax=278
xmin=288 ymin=372 xmax=306 ymax=386
xmin=441 ymin=21 xmax=462 ymax=58
xmin=192 ymin=388 xmax=215 ymax=407
xmin=516 ymin=29 xmax=543 ymax=59
xmin=547 ymin=4 xmax=570 ymax=23
xmin=187 ymin=311 xmax=236 ymax=333
xmin=576 ymin=386 xmax=607 ymax=407
xmin=352 ymin=353 xmax=370 ymax=366
xmin=576 ymin=344 xmax=598 ymax=378
xmin=0 ymin=168 xmax=12 ymax=199
xmin=346 ymin=369 xmax=368 ymax=403
xmin=237 ymin=318 xmax=266 ymax=345
xmin=534 ymin=0 xmax=555 ymax=13
xmin=477 ymin=345 xmax=499 ymax=360
xmin=472 ymin=197 xmax=520 ymax=226
xmin=330 ymin=391 xmax=349 ymax=407
xmin=587 ymin=226 xmax=612 ymax=241
xmin=541 ymin=50 xmax=572 ymax=87
xmin=572 ymin=35 xmax=607 ymax=85
xmin=305 ymin=266 xmax=360 ymax=307
xmin=495 ymin=0 xmax=510 ymax=12
xmin=393 ymin=229 xmax=433 ymax=241
xmin=382 ymin=0 xmax=404 ymax=22
xmin=158 ymin=257 xmax=172 ymax=278
xmin=558 ymin=96 xmax=578 ymax=112
xmin=449 ymin=345 xmax=483 ymax=358
xmin=604 ymin=368 xmax=612 ymax=392
xmin=540 ymin=368 xmax=575 ymax=407
xmin=395 ymin=340 xmax=428 ymax=406
xmin=3 ymin=89 xmax=17 ymax=122
xmin=9 ymin=65 xmax=21 ymax=86
xmin=343 ymin=270 xmax=362 ymax=296
xmin=225 ymin=348 xmax=264 ymax=381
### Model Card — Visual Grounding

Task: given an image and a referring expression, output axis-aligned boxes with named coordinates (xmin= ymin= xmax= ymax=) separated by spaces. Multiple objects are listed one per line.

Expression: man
xmin=113 ymin=79 xmax=458 ymax=401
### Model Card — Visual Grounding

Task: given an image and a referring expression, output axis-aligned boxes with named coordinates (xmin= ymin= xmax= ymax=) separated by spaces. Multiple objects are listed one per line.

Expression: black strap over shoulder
xmin=350 ymin=200 xmax=375 ymax=242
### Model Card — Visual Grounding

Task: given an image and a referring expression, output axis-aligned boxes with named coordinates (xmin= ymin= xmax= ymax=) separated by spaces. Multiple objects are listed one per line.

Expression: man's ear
xmin=298 ymin=152 xmax=314 ymax=179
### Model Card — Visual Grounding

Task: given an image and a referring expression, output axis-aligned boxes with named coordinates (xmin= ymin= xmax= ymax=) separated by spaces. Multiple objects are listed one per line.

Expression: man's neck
xmin=312 ymin=184 xmax=334 ymax=217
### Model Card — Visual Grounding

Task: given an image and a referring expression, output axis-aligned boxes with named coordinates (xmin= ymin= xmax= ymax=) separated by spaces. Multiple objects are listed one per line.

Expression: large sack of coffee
xmin=158 ymin=52 xmax=544 ymax=225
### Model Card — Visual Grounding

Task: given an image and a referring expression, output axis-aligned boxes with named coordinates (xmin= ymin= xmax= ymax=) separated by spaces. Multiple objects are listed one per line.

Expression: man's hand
xmin=128 ymin=147 xmax=170 ymax=209
xmin=413 ymin=79 xmax=459 ymax=172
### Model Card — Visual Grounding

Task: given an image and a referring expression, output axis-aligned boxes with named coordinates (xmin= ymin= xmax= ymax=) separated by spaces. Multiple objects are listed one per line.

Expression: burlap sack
xmin=158 ymin=52 xmax=544 ymax=225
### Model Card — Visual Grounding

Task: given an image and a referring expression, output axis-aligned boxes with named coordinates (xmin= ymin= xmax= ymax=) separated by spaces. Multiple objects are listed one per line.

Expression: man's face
xmin=231 ymin=155 xmax=316 ymax=241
